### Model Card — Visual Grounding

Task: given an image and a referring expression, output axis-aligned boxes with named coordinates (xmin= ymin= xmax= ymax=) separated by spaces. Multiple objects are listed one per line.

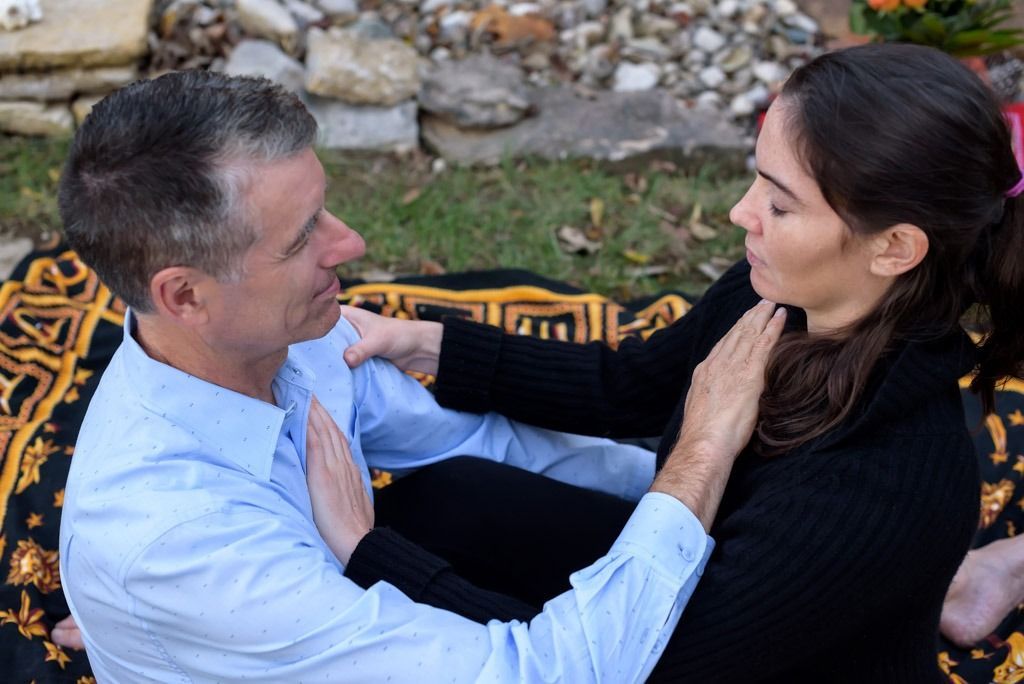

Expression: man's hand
xmin=340 ymin=305 xmax=443 ymax=375
xmin=651 ymin=299 xmax=786 ymax=530
xmin=941 ymin=537 xmax=1024 ymax=647
xmin=306 ymin=397 xmax=374 ymax=564
xmin=51 ymin=614 xmax=85 ymax=650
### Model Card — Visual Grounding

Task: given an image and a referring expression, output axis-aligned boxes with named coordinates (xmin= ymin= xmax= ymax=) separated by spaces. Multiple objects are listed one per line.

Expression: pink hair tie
xmin=1009 ymin=173 xmax=1024 ymax=198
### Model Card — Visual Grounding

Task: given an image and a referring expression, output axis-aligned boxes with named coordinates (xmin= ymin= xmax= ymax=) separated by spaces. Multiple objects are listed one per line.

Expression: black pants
xmin=374 ymin=456 xmax=636 ymax=609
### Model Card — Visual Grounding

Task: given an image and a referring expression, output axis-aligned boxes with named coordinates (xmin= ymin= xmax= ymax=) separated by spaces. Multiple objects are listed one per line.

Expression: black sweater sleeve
xmin=344 ymin=527 xmax=538 ymax=623
xmin=434 ymin=260 xmax=760 ymax=438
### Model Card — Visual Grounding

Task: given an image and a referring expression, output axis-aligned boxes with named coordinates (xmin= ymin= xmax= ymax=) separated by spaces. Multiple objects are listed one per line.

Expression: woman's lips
xmin=746 ymin=248 xmax=765 ymax=268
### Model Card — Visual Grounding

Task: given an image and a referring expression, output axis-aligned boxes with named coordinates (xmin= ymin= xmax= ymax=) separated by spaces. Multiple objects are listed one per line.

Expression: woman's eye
xmin=769 ymin=202 xmax=788 ymax=217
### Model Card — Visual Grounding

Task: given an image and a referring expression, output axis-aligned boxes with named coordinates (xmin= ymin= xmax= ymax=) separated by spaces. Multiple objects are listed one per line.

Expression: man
xmin=56 ymin=71 xmax=775 ymax=682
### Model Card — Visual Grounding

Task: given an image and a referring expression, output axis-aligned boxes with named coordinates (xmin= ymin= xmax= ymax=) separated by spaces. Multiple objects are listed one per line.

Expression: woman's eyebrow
xmin=757 ymin=168 xmax=804 ymax=206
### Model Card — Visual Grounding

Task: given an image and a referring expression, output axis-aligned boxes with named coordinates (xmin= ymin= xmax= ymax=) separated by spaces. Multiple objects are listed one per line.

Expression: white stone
xmin=305 ymin=27 xmax=420 ymax=106
xmin=0 ymin=0 xmax=151 ymax=70
xmin=420 ymin=0 xmax=454 ymax=13
xmin=744 ymin=83 xmax=770 ymax=106
xmin=0 ymin=101 xmax=72 ymax=136
xmin=773 ymin=0 xmax=796 ymax=17
xmin=684 ymin=48 xmax=705 ymax=67
xmin=752 ymin=60 xmax=788 ymax=84
xmin=224 ymin=39 xmax=305 ymax=93
xmin=715 ymin=44 xmax=752 ymax=73
xmin=0 ymin=65 xmax=136 ymax=101
xmin=237 ymin=0 xmax=300 ymax=52
xmin=304 ymin=96 xmax=419 ymax=152
xmin=285 ymin=0 xmax=323 ymax=24
xmin=612 ymin=62 xmax=660 ymax=92
xmin=576 ymin=21 xmax=605 ymax=46
xmin=509 ymin=3 xmax=542 ymax=15
xmin=610 ymin=5 xmax=633 ymax=42
xmin=0 ymin=0 xmax=42 ymax=31
xmin=316 ymin=0 xmax=357 ymax=17
xmin=582 ymin=0 xmax=607 ymax=17
xmin=693 ymin=26 xmax=725 ymax=53
xmin=430 ymin=46 xmax=451 ymax=61
xmin=694 ymin=90 xmax=722 ymax=111
xmin=784 ymin=12 xmax=819 ymax=34
xmin=698 ymin=64 xmax=725 ymax=88
xmin=439 ymin=10 xmax=472 ymax=32
xmin=729 ymin=93 xmax=755 ymax=116
xmin=716 ymin=0 xmax=739 ymax=19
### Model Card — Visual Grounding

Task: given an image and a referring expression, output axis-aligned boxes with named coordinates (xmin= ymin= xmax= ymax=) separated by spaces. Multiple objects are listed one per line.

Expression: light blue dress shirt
xmin=60 ymin=313 xmax=713 ymax=683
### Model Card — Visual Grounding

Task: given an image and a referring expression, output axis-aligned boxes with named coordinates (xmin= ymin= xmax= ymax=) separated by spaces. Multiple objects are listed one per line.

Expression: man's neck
xmin=133 ymin=315 xmax=284 ymax=405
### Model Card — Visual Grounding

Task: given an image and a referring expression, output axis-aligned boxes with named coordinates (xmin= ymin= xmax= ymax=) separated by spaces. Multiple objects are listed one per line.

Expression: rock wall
xmin=0 ymin=0 xmax=838 ymax=169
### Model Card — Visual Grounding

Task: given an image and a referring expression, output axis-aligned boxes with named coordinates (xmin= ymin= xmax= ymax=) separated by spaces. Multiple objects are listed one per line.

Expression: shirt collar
xmin=119 ymin=310 xmax=317 ymax=479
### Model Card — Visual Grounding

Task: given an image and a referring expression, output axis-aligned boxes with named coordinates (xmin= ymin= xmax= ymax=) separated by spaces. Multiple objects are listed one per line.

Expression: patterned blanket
xmin=0 ymin=246 xmax=1019 ymax=683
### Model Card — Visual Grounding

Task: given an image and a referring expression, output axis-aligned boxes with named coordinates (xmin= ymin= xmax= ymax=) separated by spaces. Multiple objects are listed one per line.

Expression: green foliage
xmin=0 ymin=134 xmax=751 ymax=299
xmin=849 ymin=0 xmax=1023 ymax=57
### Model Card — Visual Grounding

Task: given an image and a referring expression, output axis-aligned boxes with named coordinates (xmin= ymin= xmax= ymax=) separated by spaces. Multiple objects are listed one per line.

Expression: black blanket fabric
xmin=0 ymin=245 xmax=1018 ymax=683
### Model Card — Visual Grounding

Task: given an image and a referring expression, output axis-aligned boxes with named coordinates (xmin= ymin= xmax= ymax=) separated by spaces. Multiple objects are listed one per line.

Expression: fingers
xmin=339 ymin=305 xmax=384 ymax=369
xmin=51 ymin=615 xmax=84 ymax=650
xmin=751 ymin=307 xmax=787 ymax=364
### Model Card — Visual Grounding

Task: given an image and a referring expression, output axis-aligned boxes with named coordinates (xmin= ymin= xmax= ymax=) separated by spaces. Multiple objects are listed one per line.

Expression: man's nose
xmin=319 ymin=213 xmax=366 ymax=266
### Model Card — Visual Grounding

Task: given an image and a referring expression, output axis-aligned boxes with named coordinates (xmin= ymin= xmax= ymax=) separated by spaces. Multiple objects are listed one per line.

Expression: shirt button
xmin=681 ymin=547 xmax=696 ymax=562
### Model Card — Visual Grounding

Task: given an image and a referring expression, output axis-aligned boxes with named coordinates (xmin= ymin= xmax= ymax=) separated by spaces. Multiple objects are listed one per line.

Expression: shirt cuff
xmin=609 ymin=491 xmax=713 ymax=583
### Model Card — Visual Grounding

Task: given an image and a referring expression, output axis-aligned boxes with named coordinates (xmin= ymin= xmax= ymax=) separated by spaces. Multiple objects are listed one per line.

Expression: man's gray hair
xmin=59 ymin=70 xmax=318 ymax=312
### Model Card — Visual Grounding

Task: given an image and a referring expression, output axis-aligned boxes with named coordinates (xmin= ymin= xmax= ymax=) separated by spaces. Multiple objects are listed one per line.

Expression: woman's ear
xmin=869 ymin=224 xmax=929 ymax=277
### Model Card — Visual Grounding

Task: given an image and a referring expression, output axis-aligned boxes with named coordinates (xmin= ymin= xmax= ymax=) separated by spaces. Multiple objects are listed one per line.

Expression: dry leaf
xmin=589 ymin=197 xmax=604 ymax=228
xmin=624 ymin=173 xmax=648 ymax=193
xmin=622 ymin=249 xmax=651 ymax=265
xmin=401 ymin=187 xmax=422 ymax=205
xmin=358 ymin=268 xmax=396 ymax=283
xmin=556 ymin=225 xmax=602 ymax=255
xmin=47 ymin=168 xmax=60 ymax=183
xmin=627 ymin=265 xmax=671 ymax=278
xmin=649 ymin=160 xmax=678 ymax=174
xmin=697 ymin=261 xmax=727 ymax=281
xmin=690 ymin=222 xmax=719 ymax=241
xmin=471 ymin=5 xmax=556 ymax=45
xmin=420 ymin=259 xmax=447 ymax=275
xmin=647 ymin=205 xmax=678 ymax=222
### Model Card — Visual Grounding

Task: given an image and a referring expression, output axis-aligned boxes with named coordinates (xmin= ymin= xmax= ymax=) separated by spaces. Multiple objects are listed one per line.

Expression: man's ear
xmin=149 ymin=267 xmax=211 ymax=326
xmin=868 ymin=223 xmax=929 ymax=277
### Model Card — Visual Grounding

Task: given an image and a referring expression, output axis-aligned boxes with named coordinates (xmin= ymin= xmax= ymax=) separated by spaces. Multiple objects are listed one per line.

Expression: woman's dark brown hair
xmin=755 ymin=43 xmax=1024 ymax=456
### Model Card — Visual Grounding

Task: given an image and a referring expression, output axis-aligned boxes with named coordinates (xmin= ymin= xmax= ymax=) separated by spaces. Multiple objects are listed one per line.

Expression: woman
xmin=340 ymin=44 xmax=1024 ymax=681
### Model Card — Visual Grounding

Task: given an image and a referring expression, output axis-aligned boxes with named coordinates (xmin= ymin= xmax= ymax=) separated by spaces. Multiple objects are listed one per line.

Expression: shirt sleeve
xmin=343 ymin=322 xmax=657 ymax=501
xmin=111 ymin=493 xmax=710 ymax=683
xmin=433 ymin=260 xmax=759 ymax=438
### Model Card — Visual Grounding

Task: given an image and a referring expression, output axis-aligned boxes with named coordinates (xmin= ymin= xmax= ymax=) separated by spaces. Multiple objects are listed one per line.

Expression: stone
xmin=509 ymin=3 xmax=543 ymax=16
xmin=284 ymin=0 xmax=324 ymax=25
xmin=438 ymin=10 xmax=471 ymax=43
xmin=0 ymin=237 xmax=33 ymax=281
xmin=71 ymin=94 xmax=103 ymax=125
xmin=784 ymin=12 xmax=819 ymax=35
xmin=237 ymin=0 xmax=299 ymax=52
xmin=715 ymin=44 xmax=752 ymax=74
xmin=419 ymin=54 xmax=531 ymax=129
xmin=305 ymin=27 xmax=420 ymax=106
xmin=716 ymin=0 xmax=739 ymax=18
xmin=609 ymin=5 xmax=633 ymax=42
xmin=349 ymin=16 xmax=393 ymax=40
xmin=422 ymin=86 xmax=747 ymax=171
xmin=522 ymin=50 xmax=550 ymax=71
xmin=752 ymin=60 xmax=788 ymax=85
xmin=622 ymin=37 xmax=672 ymax=62
xmin=315 ymin=0 xmax=357 ymax=19
xmin=694 ymin=90 xmax=722 ymax=110
xmin=582 ymin=44 xmax=615 ymax=82
xmin=223 ymin=39 xmax=304 ymax=93
xmin=420 ymin=0 xmax=454 ymax=12
xmin=773 ymin=0 xmax=797 ymax=17
xmin=582 ymin=0 xmax=607 ymax=18
xmin=304 ymin=96 xmax=418 ymax=152
xmin=0 ymin=0 xmax=151 ymax=71
xmin=0 ymin=0 xmax=42 ymax=31
xmin=693 ymin=26 xmax=725 ymax=53
xmin=0 ymin=101 xmax=72 ymax=136
xmin=612 ymin=62 xmax=660 ymax=92
xmin=729 ymin=92 xmax=755 ymax=116
xmin=0 ymin=65 xmax=136 ymax=101
xmin=698 ymin=64 xmax=725 ymax=88
xmin=637 ymin=15 xmax=678 ymax=40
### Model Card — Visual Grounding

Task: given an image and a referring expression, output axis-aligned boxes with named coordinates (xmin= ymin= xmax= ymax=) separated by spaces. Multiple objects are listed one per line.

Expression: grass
xmin=0 ymin=134 xmax=753 ymax=299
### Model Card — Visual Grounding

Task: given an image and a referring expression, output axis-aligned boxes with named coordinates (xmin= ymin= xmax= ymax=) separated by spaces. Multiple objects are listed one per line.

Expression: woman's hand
xmin=652 ymin=300 xmax=786 ymax=530
xmin=340 ymin=305 xmax=443 ymax=375
xmin=305 ymin=396 xmax=374 ymax=564
xmin=51 ymin=614 xmax=85 ymax=651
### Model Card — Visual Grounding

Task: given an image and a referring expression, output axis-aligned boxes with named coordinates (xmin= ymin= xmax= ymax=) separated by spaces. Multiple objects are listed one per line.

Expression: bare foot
xmin=941 ymin=538 xmax=1024 ymax=647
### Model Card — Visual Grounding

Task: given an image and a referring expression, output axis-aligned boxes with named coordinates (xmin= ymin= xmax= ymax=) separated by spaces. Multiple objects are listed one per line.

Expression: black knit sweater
xmin=345 ymin=260 xmax=980 ymax=682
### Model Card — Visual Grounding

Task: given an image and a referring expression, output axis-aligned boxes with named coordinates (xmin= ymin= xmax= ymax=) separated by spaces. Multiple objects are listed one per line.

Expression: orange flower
xmin=868 ymin=0 xmax=902 ymax=11
xmin=903 ymin=0 xmax=928 ymax=8
xmin=43 ymin=640 xmax=71 ymax=669
xmin=0 ymin=590 xmax=48 ymax=640
xmin=6 ymin=538 xmax=61 ymax=593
